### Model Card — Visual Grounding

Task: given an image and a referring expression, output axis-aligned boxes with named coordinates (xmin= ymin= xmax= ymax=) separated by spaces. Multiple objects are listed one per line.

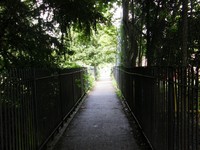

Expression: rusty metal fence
xmin=114 ymin=66 xmax=199 ymax=150
xmin=0 ymin=67 xmax=87 ymax=150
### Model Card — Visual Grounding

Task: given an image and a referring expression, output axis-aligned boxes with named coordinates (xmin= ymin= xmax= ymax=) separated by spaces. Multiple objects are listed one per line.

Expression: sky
xmin=111 ymin=4 xmax=122 ymax=27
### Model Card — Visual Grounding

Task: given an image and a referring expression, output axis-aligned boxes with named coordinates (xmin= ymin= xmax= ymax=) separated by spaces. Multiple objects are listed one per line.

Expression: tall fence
xmin=114 ymin=66 xmax=199 ymax=150
xmin=0 ymin=67 xmax=87 ymax=150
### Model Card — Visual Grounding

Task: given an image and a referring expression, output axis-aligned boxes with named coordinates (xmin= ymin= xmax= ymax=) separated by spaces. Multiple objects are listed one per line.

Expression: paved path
xmin=53 ymin=77 xmax=140 ymax=150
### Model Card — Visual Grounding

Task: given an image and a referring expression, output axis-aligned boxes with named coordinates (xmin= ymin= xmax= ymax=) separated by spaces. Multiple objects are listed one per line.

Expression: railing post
xmin=168 ymin=67 xmax=175 ymax=150
xmin=195 ymin=66 xmax=199 ymax=150
xmin=58 ymin=70 xmax=64 ymax=125
xmin=0 ymin=72 xmax=3 ymax=150
xmin=32 ymin=68 xmax=39 ymax=149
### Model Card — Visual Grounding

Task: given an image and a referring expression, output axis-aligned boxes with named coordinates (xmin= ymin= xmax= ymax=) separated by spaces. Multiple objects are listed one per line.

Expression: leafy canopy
xmin=0 ymin=0 xmax=119 ymax=69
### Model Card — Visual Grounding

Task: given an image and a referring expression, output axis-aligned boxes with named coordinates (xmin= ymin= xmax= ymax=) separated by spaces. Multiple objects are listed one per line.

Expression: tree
xmin=61 ymin=24 xmax=117 ymax=68
xmin=0 ymin=0 xmax=118 ymax=69
xmin=120 ymin=0 xmax=138 ymax=67
xmin=119 ymin=0 xmax=200 ymax=67
xmin=182 ymin=0 xmax=188 ymax=66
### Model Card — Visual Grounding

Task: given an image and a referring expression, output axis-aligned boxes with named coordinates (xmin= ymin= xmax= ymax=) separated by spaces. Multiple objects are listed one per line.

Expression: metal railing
xmin=0 ymin=67 xmax=87 ymax=150
xmin=114 ymin=66 xmax=199 ymax=150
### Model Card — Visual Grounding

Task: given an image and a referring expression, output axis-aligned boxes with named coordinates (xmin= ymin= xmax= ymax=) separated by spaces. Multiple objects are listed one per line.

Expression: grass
xmin=111 ymin=75 xmax=124 ymax=100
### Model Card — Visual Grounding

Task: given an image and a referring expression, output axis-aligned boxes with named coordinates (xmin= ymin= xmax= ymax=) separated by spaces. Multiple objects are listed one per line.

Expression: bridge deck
xmin=51 ymin=76 xmax=147 ymax=150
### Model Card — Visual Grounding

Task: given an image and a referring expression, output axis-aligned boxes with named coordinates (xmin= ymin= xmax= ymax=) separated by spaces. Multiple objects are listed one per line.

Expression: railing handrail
xmin=114 ymin=66 xmax=155 ymax=79
xmin=35 ymin=68 xmax=87 ymax=81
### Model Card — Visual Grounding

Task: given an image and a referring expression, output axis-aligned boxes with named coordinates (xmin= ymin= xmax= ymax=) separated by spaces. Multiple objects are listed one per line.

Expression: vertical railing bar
xmin=173 ymin=67 xmax=177 ymax=150
xmin=11 ymin=69 xmax=16 ymax=150
xmin=181 ymin=68 xmax=184 ymax=150
xmin=16 ymin=69 xmax=21 ymax=150
xmin=167 ymin=67 xmax=172 ymax=150
xmin=18 ymin=69 xmax=22 ymax=150
xmin=8 ymin=69 xmax=11 ymax=150
xmin=2 ymin=72 xmax=5 ymax=150
xmin=187 ymin=67 xmax=190 ymax=150
xmin=191 ymin=67 xmax=195 ymax=150
xmin=23 ymin=69 xmax=27 ymax=150
xmin=30 ymin=68 xmax=35 ymax=150
xmin=5 ymin=70 xmax=9 ymax=150
xmin=166 ymin=68 xmax=168 ymax=150
xmin=21 ymin=69 xmax=26 ymax=150
xmin=72 ymin=73 xmax=75 ymax=106
xmin=195 ymin=66 xmax=199 ymax=150
xmin=26 ymin=68 xmax=31 ymax=149
xmin=174 ymin=68 xmax=177 ymax=150
xmin=11 ymin=69 xmax=15 ymax=150
xmin=187 ymin=67 xmax=191 ymax=150
xmin=33 ymin=68 xmax=39 ymax=149
xmin=184 ymin=67 xmax=187 ymax=150
xmin=172 ymin=68 xmax=176 ymax=150
xmin=178 ymin=67 xmax=181 ymax=150
xmin=15 ymin=69 xmax=19 ymax=150
xmin=178 ymin=67 xmax=180 ymax=150
xmin=175 ymin=68 xmax=179 ymax=150
xmin=23 ymin=69 xmax=28 ymax=150
xmin=8 ymin=69 xmax=12 ymax=150
xmin=58 ymin=70 xmax=64 ymax=124
xmin=7 ymin=71 xmax=14 ymax=150
xmin=24 ymin=69 xmax=29 ymax=149
xmin=26 ymin=69 xmax=31 ymax=149
xmin=18 ymin=69 xmax=23 ymax=150
xmin=13 ymin=69 xmax=18 ymax=150
xmin=0 ymin=72 xmax=3 ymax=150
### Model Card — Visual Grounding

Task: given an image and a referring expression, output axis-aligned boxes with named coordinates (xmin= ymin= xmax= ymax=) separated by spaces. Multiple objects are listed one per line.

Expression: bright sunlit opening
xmin=111 ymin=3 xmax=122 ymax=27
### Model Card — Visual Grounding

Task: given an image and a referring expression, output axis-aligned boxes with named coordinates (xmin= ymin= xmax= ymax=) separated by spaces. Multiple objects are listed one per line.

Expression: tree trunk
xmin=182 ymin=0 xmax=188 ymax=66
xmin=130 ymin=0 xmax=138 ymax=67
xmin=121 ymin=0 xmax=129 ymax=67
xmin=146 ymin=0 xmax=152 ymax=66
xmin=121 ymin=0 xmax=138 ymax=67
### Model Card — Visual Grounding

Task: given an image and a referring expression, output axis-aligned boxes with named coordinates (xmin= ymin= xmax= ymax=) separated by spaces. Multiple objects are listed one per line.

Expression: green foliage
xmin=61 ymin=24 xmax=117 ymax=67
xmin=0 ymin=0 xmax=62 ymax=69
xmin=75 ymin=72 xmax=95 ymax=92
xmin=112 ymin=76 xmax=124 ymax=100
xmin=83 ymin=73 xmax=95 ymax=91
xmin=0 ymin=0 xmax=118 ymax=69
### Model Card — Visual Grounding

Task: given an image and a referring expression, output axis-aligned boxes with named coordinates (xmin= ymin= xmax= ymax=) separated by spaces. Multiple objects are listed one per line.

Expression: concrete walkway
xmin=53 ymin=77 xmax=140 ymax=150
